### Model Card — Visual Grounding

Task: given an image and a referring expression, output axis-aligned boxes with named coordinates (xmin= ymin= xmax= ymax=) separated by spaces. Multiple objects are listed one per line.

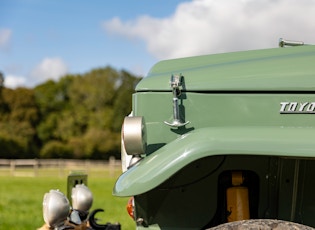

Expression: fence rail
xmin=0 ymin=158 xmax=121 ymax=177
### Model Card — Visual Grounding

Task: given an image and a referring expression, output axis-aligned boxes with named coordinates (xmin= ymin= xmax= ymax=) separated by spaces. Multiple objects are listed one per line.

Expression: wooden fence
xmin=0 ymin=157 xmax=121 ymax=177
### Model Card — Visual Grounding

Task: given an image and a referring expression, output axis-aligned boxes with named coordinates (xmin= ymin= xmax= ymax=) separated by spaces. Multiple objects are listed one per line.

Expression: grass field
xmin=0 ymin=168 xmax=135 ymax=229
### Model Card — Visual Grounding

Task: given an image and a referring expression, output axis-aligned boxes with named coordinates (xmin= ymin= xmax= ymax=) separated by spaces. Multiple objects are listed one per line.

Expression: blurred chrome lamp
xmin=71 ymin=184 xmax=93 ymax=212
xmin=43 ymin=190 xmax=70 ymax=229
xmin=69 ymin=184 xmax=93 ymax=225
xmin=122 ymin=116 xmax=147 ymax=155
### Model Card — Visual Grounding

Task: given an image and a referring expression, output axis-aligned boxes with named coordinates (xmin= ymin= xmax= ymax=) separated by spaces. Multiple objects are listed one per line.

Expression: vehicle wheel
xmin=207 ymin=219 xmax=315 ymax=230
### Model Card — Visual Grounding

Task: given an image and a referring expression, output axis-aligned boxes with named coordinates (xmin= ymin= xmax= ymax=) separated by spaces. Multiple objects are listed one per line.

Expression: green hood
xmin=136 ymin=46 xmax=315 ymax=92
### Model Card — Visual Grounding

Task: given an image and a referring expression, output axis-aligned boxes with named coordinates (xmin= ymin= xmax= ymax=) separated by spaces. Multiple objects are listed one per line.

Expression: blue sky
xmin=0 ymin=0 xmax=184 ymax=88
xmin=1 ymin=0 xmax=315 ymax=88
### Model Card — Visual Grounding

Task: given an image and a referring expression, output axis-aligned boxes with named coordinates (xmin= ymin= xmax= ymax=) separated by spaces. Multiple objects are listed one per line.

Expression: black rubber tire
xmin=207 ymin=219 xmax=315 ymax=230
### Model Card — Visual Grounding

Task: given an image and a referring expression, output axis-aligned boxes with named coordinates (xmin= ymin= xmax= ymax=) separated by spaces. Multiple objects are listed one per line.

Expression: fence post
xmin=85 ymin=159 xmax=91 ymax=174
xmin=58 ymin=159 xmax=64 ymax=177
xmin=10 ymin=160 xmax=15 ymax=176
xmin=109 ymin=156 xmax=116 ymax=178
xmin=34 ymin=159 xmax=39 ymax=177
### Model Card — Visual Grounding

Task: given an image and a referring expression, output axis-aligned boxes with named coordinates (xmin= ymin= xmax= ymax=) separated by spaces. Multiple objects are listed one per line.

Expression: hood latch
xmin=164 ymin=74 xmax=190 ymax=128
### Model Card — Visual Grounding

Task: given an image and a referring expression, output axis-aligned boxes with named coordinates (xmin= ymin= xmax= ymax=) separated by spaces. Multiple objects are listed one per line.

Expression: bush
xmin=40 ymin=141 xmax=73 ymax=158
xmin=0 ymin=133 xmax=27 ymax=158
xmin=67 ymin=130 xmax=120 ymax=159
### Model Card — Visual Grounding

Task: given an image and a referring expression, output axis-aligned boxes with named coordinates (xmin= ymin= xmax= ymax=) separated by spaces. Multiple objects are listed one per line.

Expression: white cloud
xmin=31 ymin=57 xmax=68 ymax=83
xmin=102 ymin=0 xmax=315 ymax=60
xmin=3 ymin=58 xmax=68 ymax=88
xmin=0 ymin=28 xmax=12 ymax=51
xmin=4 ymin=75 xmax=27 ymax=89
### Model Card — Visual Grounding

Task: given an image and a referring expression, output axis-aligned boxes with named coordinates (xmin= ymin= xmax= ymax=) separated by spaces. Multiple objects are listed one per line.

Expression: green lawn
xmin=0 ymin=168 xmax=135 ymax=229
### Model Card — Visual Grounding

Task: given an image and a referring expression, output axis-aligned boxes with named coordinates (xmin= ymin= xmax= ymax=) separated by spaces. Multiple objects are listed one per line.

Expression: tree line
xmin=0 ymin=67 xmax=141 ymax=159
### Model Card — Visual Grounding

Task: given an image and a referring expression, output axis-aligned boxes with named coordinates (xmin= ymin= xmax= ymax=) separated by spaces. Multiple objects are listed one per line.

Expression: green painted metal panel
xmin=133 ymin=92 xmax=315 ymax=154
xmin=136 ymin=46 xmax=315 ymax=92
xmin=113 ymin=126 xmax=315 ymax=197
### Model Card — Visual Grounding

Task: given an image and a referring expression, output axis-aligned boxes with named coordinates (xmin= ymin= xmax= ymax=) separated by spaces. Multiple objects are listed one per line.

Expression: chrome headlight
xmin=122 ymin=116 xmax=147 ymax=155
xmin=71 ymin=184 xmax=93 ymax=212
xmin=43 ymin=190 xmax=70 ymax=228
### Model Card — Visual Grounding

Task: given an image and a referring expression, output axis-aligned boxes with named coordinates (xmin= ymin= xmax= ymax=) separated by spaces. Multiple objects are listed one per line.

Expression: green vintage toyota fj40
xmin=114 ymin=39 xmax=315 ymax=229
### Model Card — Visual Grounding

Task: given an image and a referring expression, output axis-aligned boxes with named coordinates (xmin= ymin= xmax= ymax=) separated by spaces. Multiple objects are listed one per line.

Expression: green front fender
xmin=113 ymin=126 xmax=315 ymax=197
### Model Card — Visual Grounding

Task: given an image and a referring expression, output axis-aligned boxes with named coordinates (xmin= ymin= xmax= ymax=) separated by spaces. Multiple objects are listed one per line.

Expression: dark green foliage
xmin=111 ymin=70 xmax=140 ymax=132
xmin=0 ymin=66 xmax=141 ymax=159
xmin=39 ymin=140 xmax=73 ymax=158
xmin=0 ymin=133 xmax=26 ymax=158
xmin=0 ymin=87 xmax=40 ymax=158
xmin=34 ymin=76 xmax=73 ymax=114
